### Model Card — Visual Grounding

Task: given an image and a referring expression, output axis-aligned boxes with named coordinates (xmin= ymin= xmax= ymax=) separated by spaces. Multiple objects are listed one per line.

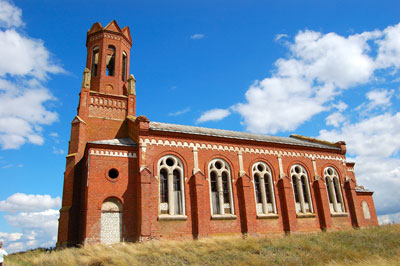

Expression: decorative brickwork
xmin=56 ymin=21 xmax=378 ymax=247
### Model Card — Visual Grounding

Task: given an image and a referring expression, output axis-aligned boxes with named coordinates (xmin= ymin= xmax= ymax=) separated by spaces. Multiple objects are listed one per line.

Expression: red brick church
xmin=57 ymin=21 xmax=378 ymax=246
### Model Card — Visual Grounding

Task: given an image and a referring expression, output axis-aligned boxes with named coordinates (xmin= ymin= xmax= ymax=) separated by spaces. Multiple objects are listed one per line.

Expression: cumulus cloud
xmin=190 ymin=33 xmax=205 ymax=40
xmin=0 ymin=193 xmax=61 ymax=213
xmin=196 ymin=108 xmax=231 ymax=124
xmin=0 ymin=0 xmax=63 ymax=150
xmin=0 ymin=193 xmax=61 ymax=253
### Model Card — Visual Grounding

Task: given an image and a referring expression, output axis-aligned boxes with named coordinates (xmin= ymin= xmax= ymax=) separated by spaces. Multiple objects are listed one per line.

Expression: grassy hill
xmin=6 ymin=224 xmax=400 ymax=266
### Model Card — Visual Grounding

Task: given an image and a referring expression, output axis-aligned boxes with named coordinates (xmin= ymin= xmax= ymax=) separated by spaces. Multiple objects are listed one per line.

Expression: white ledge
xmin=211 ymin=214 xmax=237 ymax=220
xmin=296 ymin=213 xmax=316 ymax=218
xmin=158 ymin=215 xmax=187 ymax=221
xmin=257 ymin=213 xmax=279 ymax=219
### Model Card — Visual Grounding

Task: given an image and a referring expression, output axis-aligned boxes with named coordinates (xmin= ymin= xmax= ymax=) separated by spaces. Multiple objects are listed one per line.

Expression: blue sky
xmin=1 ymin=0 xmax=400 ymax=252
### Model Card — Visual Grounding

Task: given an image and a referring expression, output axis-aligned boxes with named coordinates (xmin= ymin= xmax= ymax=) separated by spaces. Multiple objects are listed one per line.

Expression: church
xmin=57 ymin=21 xmax=378 ymax=247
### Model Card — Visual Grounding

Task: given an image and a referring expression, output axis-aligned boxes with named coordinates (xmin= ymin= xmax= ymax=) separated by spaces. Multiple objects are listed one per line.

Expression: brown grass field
xmin=6 ymin=224 xmax=400 ymax=266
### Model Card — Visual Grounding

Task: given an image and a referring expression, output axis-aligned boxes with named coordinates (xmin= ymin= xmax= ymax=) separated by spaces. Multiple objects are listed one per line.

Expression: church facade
xmin=57 ymin=21 xmax=378 ymax=247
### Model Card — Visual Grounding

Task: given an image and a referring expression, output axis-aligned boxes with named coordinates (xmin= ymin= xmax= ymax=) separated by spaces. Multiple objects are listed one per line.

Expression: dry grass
xmin=6 ymin=224 xmax=400 ymax=266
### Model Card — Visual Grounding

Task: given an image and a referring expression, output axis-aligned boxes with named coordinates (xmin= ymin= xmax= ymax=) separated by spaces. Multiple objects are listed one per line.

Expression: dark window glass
xmin=301 ymin=176 xmax=309 ymax=204
xmin=265 ymin=174 xmax=272 ymax=204
xmin=333 ymin=178 xmax=341 ymax=203
xmin=210 ymin=171 xmax=219 ymax=214
xmin=254 ymin=174 xmax=262 ymax=204
xmin=173 ymin=170 xmax=181 ymax=192
xmin=91 ymin=47 xmax=99 ymax=77
xmin=122 ymin=52 xmax=127 ymax=81
xmin=106 ymin=45 xmax=116 ymax=76
xmin=292 ymin=176 xmax=299 ymax=203
xmin=326 ymin=179 xmax=333 ymax=204
xmin=222 ymin=172 xmax=230 ymax=203
xmin=160 ymin=169 xmax=168 ymax=203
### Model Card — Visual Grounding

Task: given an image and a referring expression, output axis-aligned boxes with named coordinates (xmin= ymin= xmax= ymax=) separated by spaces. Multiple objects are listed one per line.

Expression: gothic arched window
xmin=252 ymin=162 xmax=277 ymax=215
xmin=209 ymin=159 xmax=234 ymax=216
xmin=324 ymin=167 xmax=345 ymax=213
xmin=158 ymin=155 xmax=185 ymax=216
xmin=91 ymin=46 xmax=99 ymax=77
xmin=290 ymin=165 xmax=313 ymax=214
xmin=122 ymin=51 xmax=127 ymax=81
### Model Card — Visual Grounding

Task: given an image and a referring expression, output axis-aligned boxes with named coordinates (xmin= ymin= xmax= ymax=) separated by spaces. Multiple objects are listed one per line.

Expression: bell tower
xmin=86 ymin=20 xmax=133 ymax=95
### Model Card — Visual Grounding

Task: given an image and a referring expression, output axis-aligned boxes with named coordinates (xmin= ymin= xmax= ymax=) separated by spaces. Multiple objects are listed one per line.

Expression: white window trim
xmin=208 ymin=158 xmax=235 ymax=216
xmin=157 ymin=155 xmax=186 ymax=216
xmin=324 ymin=167 xmax=346 ymax=214
xmin=252 ymin=162 xmax=277 ymax=215
xmin=290 ymin=165 xmax=314 ymax=214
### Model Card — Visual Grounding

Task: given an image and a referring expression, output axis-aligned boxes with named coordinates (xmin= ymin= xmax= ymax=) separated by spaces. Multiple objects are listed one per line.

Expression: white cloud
xmin=0 ymin=193 xmax=61 ymax=253
xmin=0 ymin=0 xmax=23 ymax=28
xmin=366 ymin=89 xmax=394 ymax=109
xmin=0 ymin=0 xmax=63 ymax=150
xmin=196 ymin=108 xmax=231 ymax=124
xmin=168 ymin=107 xmax=191 ymax=116
xmin=0 ymin=193 xmax=61 ymax=213
xmin=190 ymin=33 xmax=205 ymax=40
xmin=325 ymin=111 xmax=346 ymax=127
xmin=378 ymin=211 xmax=400 ymax=225
xmin=376 ymin=23 xmax=400 ymax=69
xmin=274 ymin=33 xmax=288 ymax=41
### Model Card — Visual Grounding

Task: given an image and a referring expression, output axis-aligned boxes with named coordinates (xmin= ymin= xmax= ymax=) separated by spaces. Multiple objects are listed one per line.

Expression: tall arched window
xmin=158 ymin=155 xmax=185 ymax=216
xmin=252 ymin=162 xmax=277 ymax=215
xmin=291 ymin=165 xmax=313 ymax=214
xmin=362 ymin=201 xmax=371 ymax=219
xmin=209 ymin=159 xmax=234 ymax=215
xmin=106 ymin=45 xmax=116 ymax=76
xmin=101 ymin=198 xmax=122 ymax=244
xmin=324 ymin=167 xmax=345 ymax=213
xmin=91 ymin=46 xmax=99 ymax=77
xmin=122 ymin=51 xmax=127 ymax=81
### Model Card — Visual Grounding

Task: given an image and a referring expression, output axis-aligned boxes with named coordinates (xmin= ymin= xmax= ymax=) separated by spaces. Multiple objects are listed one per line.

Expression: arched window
xmin=324 ymin=167 xmax=345 ymax=213
xmin=106 ymin=45 xmax=116 ymax=76
xmin=101 ymin=198 xmax=122 ymax=244
xmin=122 ymin=51 xmax=127 ymax=81
xmin=290 ymin=165 xmax=313 ymax=214
xmin=252 ymin=162 xmax=277 ymax=215
xmin=362 ymin=201 xmax=371 ymax=219
xmin=209 ymin=159 xmax=234 ymax=215
xmin=91 ymin=46 xmax=99 ymax=77
xmin=158 ymin=155 xmax=185 ymax=216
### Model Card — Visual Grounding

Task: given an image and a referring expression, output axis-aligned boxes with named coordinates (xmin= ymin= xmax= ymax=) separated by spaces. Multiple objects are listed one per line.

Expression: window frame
xmin=251 ymin=162 xmax=277 ymax=215
xmin=157 ymin=155 xmax=186 ymax=218
xmin=324 ymin=167 xmax=345 ymax=213
xmin=290 ymin=164 xmax=314 ymax=214
xmin=208 ymin=158 xmax=235 ymax=217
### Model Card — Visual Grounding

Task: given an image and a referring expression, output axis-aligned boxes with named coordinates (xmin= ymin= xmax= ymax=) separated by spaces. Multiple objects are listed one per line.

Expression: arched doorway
xmin=101 ymin=198 xmax=122 ymax=244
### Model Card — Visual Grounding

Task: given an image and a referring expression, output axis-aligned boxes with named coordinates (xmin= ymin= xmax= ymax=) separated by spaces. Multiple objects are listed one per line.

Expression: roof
xmin=88 ymin=138 xmax=137 ymax=147
xmin=149 ymin=122 xmax=341 ymax=151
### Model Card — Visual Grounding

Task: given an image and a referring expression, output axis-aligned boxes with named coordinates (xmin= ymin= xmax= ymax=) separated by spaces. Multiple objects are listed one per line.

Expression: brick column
xmin=237 ymin=173 xmax=257 ymax=235
xmin=138 ymin=167 xmax=159 ymax=240
xmin=344 ymin=179 xmax=362 ymax=228
xmin=189 ymin=171 xmax=210 ymax=239
xmin=278 ymin=176 xmax=297 ymax=233
xmin=313 ymin=178 xmax=333 ymax=230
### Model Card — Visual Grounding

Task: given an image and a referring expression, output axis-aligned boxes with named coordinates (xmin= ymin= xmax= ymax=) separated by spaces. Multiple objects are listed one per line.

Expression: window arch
xmin=91 ymin=46 xmax=99 ymax=77
xmin=290 ymin=165 xmax=313 ymax=213
xmin=362 ymin=201 xmax=371 ymax=219
xmin=158 ymin=155 xmax=185 ymax=216
xmin=106 ymin=45 xmax=116 ymax=76
xmin=324 ymin=167 xmax=345 ymax=213
xmin=252 ymin=162 xmax=277 ymax=215
xmin=101 ymin=198 xmax=122 ymax=244
xmin=209 ymin=159 xmax=234 ymax=215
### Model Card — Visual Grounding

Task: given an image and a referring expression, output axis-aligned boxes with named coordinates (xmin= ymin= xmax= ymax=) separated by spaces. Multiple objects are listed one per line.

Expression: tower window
xmin=91 ymin=46 xmax=99 ymax=77
xmin=122 ymin=51 xmax=127 ymax=81
xmin=106 ymin=45 xmax=116 ymax=76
